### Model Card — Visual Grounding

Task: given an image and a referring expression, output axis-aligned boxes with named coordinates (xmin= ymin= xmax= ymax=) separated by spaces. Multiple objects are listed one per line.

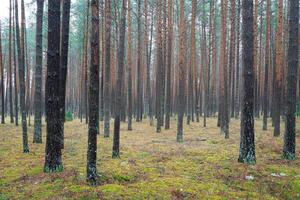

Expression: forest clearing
xmin=1 ymin=118 xmax=300 ymax=199
xmin=0 ymin=0 xmax=299 ymax=199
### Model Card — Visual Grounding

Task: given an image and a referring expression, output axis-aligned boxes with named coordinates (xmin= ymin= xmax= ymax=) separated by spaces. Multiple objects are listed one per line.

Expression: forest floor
xmin=0 ymin=117 xmax=300 ymax=200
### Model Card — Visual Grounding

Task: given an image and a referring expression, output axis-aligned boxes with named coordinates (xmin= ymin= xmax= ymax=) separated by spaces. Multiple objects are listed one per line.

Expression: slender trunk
xmin=58 ymin=0 xmax=71 ymax=148
xmin=104 ymin=0 xmax=111 ymax=137
xmin=127 ymin=0 xmax=133 ymax=131
xmin=15 ymin=0 xmax=29 ymax=153
xmin=9 ymin=0 xmax=14 ymax=123
xmin=33 ymin=0 xmax=44 ymax=143
xmin=0 ymin=22 xmax=4 ymax=124
xmin=235 ymin=0 xmax=241 ymax=118
xmin=155 ymin=0 xmax=163 ymax=133
xmin=220 ymin=0 xmax=229 ymax=138
xmin=113 ymin=0 xmax=127 ymax=159
xmin=177 ymin=0 xmax=185 ymax=142
xmin=273 ymin=0 xmax=283 ymax=137
xmin=165 ymin=0 xmax=173 ymax=130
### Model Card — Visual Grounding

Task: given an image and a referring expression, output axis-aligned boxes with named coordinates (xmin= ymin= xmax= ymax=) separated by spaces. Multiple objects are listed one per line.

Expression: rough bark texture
xmin=87 ymin=0 xmax=99 ymax=184
xmin=33 ymin=0 xmax=44 ymax=143
xmin=44 ymin=0 xmax=62 ymax=172
xmin=283 ymin=0 xmax=298 ymax=160
xmin=113 ymin=0 xmax=127 ymax=159
xmin=58 ymin=0 xmax=71 ymax=148
xmin=238 ymin=0 xmax=256 ymax=165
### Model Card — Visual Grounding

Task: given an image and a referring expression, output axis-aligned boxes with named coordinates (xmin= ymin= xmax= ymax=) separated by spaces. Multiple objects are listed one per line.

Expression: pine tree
xmin=44 ymin=0 xmax=62 ymax=172
xmin=113 ymin=0 xmax=127 ymax=159
xmin=177 ymin=0 xmax=185 ymax=142
xmin=104 ymin=0 xmax=111 ymax=138
xmin=87 ymin=0 xmax=100 ymax=184
xmin=33 ymin=0 xmax=44 ymax=143
xmin=283 ymin=0 xmax=299 ymax=160
xmin=238 ymin=0 xmax=256 ymax=165
xmin=15 ymin=0 xmax=29 ymax=153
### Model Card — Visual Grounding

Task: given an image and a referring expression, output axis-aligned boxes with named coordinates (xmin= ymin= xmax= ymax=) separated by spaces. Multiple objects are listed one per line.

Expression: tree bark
xmin=58 ymin=0 xmax=71 ymax=148
xmin=177 ymin=0 xmax=185 ymax=142
xmin=238 ymin=0 xmax=256 ymax=164
xmin=104 ymin=0 xmax=111 ymax=137
xmin=87 ymin=0 xmax=100 ymax=185
xmin=44 ymin=0 xmax=62 ymax=172
xmin=15 ymin=0 xmax=29 ymax=153
xmin=33 ymin=0 xmax=44 ymax=143
xmin=283 ymin=0 xmax=298 ymax=160
xmin=113 ymin=0 xmax=127 ymax=159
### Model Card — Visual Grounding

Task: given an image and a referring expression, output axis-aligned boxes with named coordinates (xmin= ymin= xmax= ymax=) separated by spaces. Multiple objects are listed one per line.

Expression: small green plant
xmin=65 ymin=111 xmax=73 ymax=121
xmin=296 ymin=102 xmax=300 ymax=117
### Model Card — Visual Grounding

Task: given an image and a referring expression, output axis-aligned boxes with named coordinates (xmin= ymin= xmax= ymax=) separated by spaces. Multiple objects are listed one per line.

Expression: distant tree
xmin=33 ymin=0 xmax=44 ymax=143
xmin=263 ymin=0 xmax=271 ymax=130
xmin=234 ymin=0 xmax=241 ymax=118
xmin=155 ymin=0 xmax=163 ymax=133
xmin=9 ymin=0 xmax=14 ymax=124
xmin=127 ymin=0 xmax=133 ymax=131
xmin=87 ymin=0 xmax=100 ymax=184
xmin=283 ymin=0 xmax=299 ymax=160
xmin=177 ymin=0 xmax=185 ymax=142
xmin=136 ymin=0 xmax=143 ymax=122
xmin=165 ymin=0 xmax=173 ymax=130
xmin=219 ymin=0 xmax=229 ymax=138
xmin=13 ymin=0 xmax=18 ymax=126
xmin=238 ymin=0 xmax=256 ymax=164
xmin=44 ymin=0 xmax=62 ymax=172
xmin=104 ymin=0 xmax=111 ymax=138
xmin=15 ymin=0 xmax=29 ymax=153
xmin=0 ymin=21 xmax=4 ymax=124
xmin=273 ymin=0 xmax=283 ymax=137
xmin=113 ymin=0 xmax=127 ymax=159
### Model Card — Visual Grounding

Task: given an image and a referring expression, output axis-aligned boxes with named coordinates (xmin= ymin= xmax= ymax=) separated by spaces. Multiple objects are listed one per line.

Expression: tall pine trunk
xmin=177 ymin=0 xmax=185 ymax=142
xmin=165 ymin=0 xmax=173 ymax=130
xmin=104 ymin=0 xmax=111 ymax=137
xmin=33 ymin=0 xmax=44 ymax=143
xmin=87 ymin=0 xmax=100 ymax=185
xmin=58 ymin=0 xmax=71 ymax=148
xmin=113 ymin=0 xmax=127 ymax=159
xmin=238 ymin=0 xmax=256 ymax=165
xmin=44 ymin=0 xmax=62 ymax=172
xmin=15 ymin=0 xmax=29 ymax=153
xmin=263 ymin=0 xmax=271 ymax=130
xmin=283 ymin=0 xmax=299 ymax=160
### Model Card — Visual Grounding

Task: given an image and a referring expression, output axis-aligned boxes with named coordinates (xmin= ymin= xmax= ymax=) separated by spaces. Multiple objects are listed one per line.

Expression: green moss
xmin=0 ymin=193 xmax=9 ymax=200
xmin=100 ymin=184 xmax=126 ymax=198
xmin=112 ymin=174 xmax=133 ymax=182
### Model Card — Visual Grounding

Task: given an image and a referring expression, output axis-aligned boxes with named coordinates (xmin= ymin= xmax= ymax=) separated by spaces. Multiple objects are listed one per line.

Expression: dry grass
xmin=0 ymin=117 xmax=300 ymax=199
